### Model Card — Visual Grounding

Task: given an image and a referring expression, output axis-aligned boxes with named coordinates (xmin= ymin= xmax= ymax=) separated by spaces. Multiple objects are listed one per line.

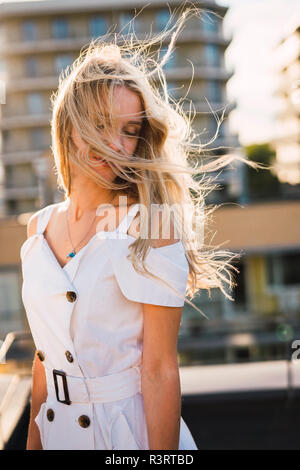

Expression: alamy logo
xmin=0 ymin=340 xmax=5 ymax=364
xmin=95 ymin=198 xmax=205 ymax=249
xmin=291 ymin=340 xmax=300 ymax=363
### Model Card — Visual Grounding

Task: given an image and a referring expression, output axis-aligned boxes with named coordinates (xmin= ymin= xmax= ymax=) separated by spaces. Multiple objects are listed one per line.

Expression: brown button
xmin=47 ymin=408 xmax=55 ymax=422
xmin=78 ymin=415 xmax=90 ymax=428
xmin=65 ymin=350 xmax=74 ymax=363
xmin=66 ymin=291 xmax=77 ymax=302
xmin=36 ymin=350 xmax=45 ymax=362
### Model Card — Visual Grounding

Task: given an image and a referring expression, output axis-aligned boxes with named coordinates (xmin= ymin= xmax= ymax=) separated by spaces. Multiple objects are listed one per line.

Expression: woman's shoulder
xmin=104 ymin=230 xmax=189 ymax=307
xmin=25 ymin=204 xmax=51 ymax=237
xmin=26 ymin=202 xmax=63 ymax=238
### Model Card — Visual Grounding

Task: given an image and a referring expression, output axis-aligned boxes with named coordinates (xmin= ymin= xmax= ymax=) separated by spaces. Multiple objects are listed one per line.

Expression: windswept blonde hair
xmin=50 ymin=4 xmax=267 ymax=319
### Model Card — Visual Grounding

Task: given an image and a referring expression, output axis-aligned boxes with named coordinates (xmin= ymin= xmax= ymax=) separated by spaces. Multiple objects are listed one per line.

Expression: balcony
xmin=0 ymin=113 xmax=51 ymax=130
xmin=198 ymin=133 xmax=240 ymax=150
xmin=0 ymin=37 xmax=90 ymax=57
xmin=1 ymin=150 xmax=44 ymax=165
xmin=0 ymin=28 xmax=232 ymax=57
xmin=182 ymin=99 xmax=237 ymax=114
xmin=3 ymin=186 xmax=39 ymax=200
xmin=163 ymin=65 xmax=233 ymax=81
xmin=6 ymin=76 xmax=58 ymax=93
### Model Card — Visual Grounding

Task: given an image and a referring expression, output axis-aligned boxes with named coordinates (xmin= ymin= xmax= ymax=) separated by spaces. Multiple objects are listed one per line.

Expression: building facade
xmin=179 ymin=199 xmax=300 ymax=365
xmin=273 ymin=25 xmax=300 ymax=185
xmin=0 ymin=0 xmax=238 ymax=216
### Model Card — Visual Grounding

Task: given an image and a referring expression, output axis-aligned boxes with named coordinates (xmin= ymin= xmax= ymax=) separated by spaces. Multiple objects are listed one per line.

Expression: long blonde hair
xmin=50 ymin=4 xmax=267 ymax=319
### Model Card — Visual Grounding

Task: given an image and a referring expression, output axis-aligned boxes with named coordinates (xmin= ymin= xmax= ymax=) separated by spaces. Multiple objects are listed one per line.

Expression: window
xmin=54 ymin=54 xmax=73 ymax=75
xmin=158 ymin=81 xmax=179 ymax=100
xmin=16 ymin=199 xmax=37 ymax=214
xmin=0 ymin=270 xmax=23 ymax=322
xmin=24 ymin=56 xmax=38 ymax=77
xmin=2 ymin=130 xmax=10 ymax=145
xmin=166 ymin=81 xmax=180 ymax=98
xmin=158 ymin=46 xmax=176 ymax=69
xmin=27 ymin=92 xmax=44 ymax=114
xmin=89 ymin=16 xmax=108 ymax=38
xmin=207 ymin=115 xmax=225 ymax=138
xmin=22 ymin=20 xmax=37 ymax=41
xmin=5 ymin=163 xmax=37 ymax=188
xmin=30 ymin=128 xmax=50 ymax=150
xmin=202 ymin=11 xmax=219 ymax=34
xmin=231 ymin=260 xmax=247 ymax=306
xmin=267 ymin=252 xmax=300 ymax=286
xmin=155 ymin=9 xmax=171 ymax=30
xmin=208 ymin=81 xmax=222 ymax=102
xmin=218 ymin=121 xmax=226 ymax=138
xmin=119 ymin=12 xmax=134 ymax=35
xmin=207 ymin=115 xmax=217 ymax=134
xmin=204 ymin=44 xmax=220 ymax=67
xmin=6 ymin=199 xmax=17 ymax=215
xmin=51 ymin=18 xmax=69 ymax=39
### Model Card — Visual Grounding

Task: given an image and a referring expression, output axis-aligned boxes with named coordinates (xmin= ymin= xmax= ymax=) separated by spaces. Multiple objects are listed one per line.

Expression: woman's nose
xmin=108 ymin=136 xmax=123 ymax=153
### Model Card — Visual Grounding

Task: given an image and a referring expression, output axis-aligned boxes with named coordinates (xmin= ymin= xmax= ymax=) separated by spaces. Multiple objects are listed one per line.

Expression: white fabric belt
xmin=45 ymin=365 xmax=142 ymax=405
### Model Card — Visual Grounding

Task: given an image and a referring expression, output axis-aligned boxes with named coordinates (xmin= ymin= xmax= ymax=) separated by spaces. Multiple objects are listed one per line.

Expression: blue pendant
xmin=66 ymin=250 xmax=76 ymax=259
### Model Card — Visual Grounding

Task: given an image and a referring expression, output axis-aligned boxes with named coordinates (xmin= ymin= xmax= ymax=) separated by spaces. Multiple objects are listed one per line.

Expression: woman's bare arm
xmin=141 ymin=302 xmax=182 ymax=450
xmin=129 ymin=214 xmax=183 ymax=449
xmin=26 ymin=353 xmax=47 ymax=450
xmin=25 ymin=212 xmax=48 ymax=450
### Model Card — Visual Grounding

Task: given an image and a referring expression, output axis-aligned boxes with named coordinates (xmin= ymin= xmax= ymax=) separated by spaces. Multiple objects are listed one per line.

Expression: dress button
xmin=47 ymin=408 xmax=55 ymax=422
xmin=36 ymin=350 xmax=45 ymax=362
xmin=66 ymin=291 xmax=77 ymax=302
xmin=65 ymin=350 xmax=74 ymax=363
xmin=78 ymin=415 xmax=90 ymax=428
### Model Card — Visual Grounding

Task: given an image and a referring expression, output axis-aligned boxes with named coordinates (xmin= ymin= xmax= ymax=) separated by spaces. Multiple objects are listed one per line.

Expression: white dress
xmin=20 ymin=202 xmax=198 ymax=450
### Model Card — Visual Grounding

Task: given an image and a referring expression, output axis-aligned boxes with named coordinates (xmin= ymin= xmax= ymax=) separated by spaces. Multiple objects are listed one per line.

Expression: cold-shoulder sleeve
xmin=104 ymin=236 xmax=189 ymax=307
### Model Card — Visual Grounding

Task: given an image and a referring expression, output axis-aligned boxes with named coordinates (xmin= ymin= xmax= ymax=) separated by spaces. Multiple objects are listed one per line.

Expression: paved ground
xmin=3 ymin=360 xmax=300 ymax=450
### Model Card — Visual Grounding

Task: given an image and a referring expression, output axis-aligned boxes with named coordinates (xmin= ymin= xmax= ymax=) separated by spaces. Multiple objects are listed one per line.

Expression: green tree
xmin=245 ymin=143 xmax=280 ymax=201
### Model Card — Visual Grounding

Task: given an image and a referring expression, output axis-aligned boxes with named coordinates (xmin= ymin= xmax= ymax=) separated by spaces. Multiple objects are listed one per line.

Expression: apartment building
xmin=273 ymin=24 xmax=300 ymax=185
xmin=179 ymin=199 xmax=300 ymax=365
xmin=0 ymin=0 xmax=238 ymax=216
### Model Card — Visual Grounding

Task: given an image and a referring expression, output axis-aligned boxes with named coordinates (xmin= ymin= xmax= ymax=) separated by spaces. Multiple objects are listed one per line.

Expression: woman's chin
xmin=95 ymin=166 xmax=116 ymax=180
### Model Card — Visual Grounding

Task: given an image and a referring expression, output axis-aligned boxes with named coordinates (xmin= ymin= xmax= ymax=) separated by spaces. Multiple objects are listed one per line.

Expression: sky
xmin=216 ymin=0 xmax=300 ymax=146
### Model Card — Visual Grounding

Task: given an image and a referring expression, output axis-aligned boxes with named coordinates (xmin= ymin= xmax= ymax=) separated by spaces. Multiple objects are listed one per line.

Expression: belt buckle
xmin=53 ymin=369 xmax=72 ymax=405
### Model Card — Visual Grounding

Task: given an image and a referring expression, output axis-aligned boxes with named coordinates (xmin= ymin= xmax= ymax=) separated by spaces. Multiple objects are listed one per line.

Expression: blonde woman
xmin=21 ymin=8 xmax=262 ymax=451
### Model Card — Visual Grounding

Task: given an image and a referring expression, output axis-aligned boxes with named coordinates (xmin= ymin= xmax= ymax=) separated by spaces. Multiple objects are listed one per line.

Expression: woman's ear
xmin=71 ymin=126 xmax=88 ymax=153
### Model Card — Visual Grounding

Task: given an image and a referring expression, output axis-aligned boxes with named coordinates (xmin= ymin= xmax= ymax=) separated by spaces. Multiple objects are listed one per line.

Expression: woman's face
xmin=70 ymin=85 xmax=143 ymax=183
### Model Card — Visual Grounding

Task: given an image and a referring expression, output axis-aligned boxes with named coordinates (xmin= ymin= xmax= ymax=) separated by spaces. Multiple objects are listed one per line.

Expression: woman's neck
xmin=65 ymin=192 xmax=136 ymax=222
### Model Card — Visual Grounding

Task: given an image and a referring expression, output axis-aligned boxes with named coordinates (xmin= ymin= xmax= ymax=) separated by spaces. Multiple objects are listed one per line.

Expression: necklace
xmin=65 ymin=195 xmax=115 ymax=260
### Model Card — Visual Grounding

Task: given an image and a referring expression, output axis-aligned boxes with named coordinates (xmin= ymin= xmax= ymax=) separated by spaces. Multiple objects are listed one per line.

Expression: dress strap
xmin=116 ymin=203 xmax=140 ymax=235
xmin=36 ymin=204 xmax=57 ymax=235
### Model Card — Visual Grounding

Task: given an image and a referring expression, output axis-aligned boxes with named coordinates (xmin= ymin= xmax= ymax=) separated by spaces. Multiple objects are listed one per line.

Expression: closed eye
xmin=96 ymin=123 xmax=141 ymax=138
xmin=124 ymin=131 xmax=139 ymax=137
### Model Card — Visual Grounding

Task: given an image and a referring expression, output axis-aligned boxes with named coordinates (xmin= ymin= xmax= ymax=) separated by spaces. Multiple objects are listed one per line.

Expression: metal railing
xmin=0 ymin=331 xmax=34 ymax=450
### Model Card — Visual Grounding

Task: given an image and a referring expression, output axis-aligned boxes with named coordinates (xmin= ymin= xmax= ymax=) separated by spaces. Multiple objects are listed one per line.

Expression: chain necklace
xmin=65 ymin=195 xmax=115 ymax=260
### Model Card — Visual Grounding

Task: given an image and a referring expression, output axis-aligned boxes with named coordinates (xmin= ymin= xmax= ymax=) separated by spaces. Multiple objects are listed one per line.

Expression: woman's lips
xmin=91 ymin=156 xmax=111 ymax=166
